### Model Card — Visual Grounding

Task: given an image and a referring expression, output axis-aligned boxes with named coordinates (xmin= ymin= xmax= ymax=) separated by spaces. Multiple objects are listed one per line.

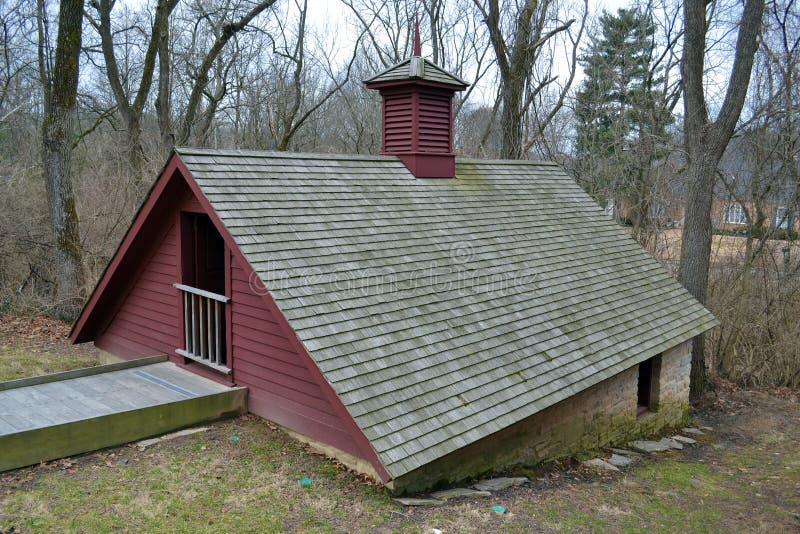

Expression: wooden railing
xmin=174 ymin=283 xmax=231 ymax=374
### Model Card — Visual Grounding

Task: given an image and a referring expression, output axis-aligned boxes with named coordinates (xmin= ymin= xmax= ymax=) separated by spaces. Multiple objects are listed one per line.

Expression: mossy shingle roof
xmin=176 ymin=148 xmax=718 ymax=479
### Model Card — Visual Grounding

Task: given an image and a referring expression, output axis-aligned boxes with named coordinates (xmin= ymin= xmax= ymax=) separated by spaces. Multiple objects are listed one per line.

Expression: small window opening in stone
xmin=637 ymin=358 xmax=654 ymax=416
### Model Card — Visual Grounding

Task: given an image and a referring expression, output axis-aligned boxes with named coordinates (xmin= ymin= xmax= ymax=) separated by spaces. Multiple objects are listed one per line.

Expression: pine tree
xmin=574 ymin=7 xmax=673 ymax=240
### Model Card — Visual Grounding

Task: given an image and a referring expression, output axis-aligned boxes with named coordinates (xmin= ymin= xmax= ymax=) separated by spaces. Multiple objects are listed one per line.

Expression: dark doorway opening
xmin=178 ymin=212 xmax=228 ymax=370
xmin=637 ymin=358 xmax=654 ymax=416
xmin=181 ymin=212 xmax=225 ymax=295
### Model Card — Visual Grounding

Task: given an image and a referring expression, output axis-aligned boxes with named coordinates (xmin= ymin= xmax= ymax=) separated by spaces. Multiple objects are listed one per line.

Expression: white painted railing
xmin=174 ymin=283 xmax=231 ymax=374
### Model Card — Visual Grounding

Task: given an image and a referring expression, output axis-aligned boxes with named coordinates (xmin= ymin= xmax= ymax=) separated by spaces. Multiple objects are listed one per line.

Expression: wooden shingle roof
xmin=176 ymin=148 xmax=718 ymax=478
xmin=363 ymin=57 xmax=468 ymax=87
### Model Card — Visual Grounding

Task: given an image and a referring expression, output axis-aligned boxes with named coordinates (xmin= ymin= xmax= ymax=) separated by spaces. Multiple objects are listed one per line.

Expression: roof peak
xmin=362 ymin=57 xmax=468 ymax=88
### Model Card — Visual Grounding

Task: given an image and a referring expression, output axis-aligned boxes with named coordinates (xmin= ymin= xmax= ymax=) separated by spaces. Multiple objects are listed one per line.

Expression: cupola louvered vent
xmin=418 ymin=90 xmax=452 ymax=153
xmin=383 ymin=92 xmax=414 ymax=153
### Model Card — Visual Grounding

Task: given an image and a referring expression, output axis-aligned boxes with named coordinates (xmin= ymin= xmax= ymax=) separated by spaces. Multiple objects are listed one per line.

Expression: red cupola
xmin=364 ymin=22 xmax=468 ymax=178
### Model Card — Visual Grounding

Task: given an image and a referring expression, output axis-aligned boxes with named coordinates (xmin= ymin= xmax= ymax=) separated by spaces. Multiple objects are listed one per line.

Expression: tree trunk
xmin=155 ymin=4 xmax=174 ymax=155
xmin=678 ymin=0 xmax=764 ymax=401
xmin=678 ymin=154 xmax=717 ymax=398
xmin=500 ymin=83 xmax=523 ymax=159
xmin=39 ymin=0 xmax=84 ymax=314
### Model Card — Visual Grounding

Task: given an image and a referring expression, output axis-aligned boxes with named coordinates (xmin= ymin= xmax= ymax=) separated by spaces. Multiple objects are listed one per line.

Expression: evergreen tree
xmin=574 ymin=7 xmax=673 ymax=240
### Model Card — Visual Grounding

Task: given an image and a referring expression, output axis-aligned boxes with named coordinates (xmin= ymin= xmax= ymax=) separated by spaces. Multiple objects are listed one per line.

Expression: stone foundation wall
xmin=392 ymin=340 xmax=692 ymax=494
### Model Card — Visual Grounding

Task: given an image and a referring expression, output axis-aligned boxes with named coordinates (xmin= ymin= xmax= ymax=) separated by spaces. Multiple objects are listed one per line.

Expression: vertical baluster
xmin=215 ymin=300 xmax=222 ymax=366
xmin=204 ymin=297 xmax=215 ymax=362
xmin=191 ymin=293 xmax=197 ymax=355
xmin=183 ymin=292 xmax=190 ymax=352
xmin=199 ymin=295 xmax=206 ymax=359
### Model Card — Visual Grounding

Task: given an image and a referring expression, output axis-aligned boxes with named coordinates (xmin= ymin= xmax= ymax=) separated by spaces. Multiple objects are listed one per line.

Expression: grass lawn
xmin=1 ymin=314 xmax=799 ymax=533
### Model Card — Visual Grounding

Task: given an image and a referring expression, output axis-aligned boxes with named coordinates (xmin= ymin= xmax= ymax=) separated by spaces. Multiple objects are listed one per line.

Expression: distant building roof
xmin=176 ymin=147 xmax=717 ymax=478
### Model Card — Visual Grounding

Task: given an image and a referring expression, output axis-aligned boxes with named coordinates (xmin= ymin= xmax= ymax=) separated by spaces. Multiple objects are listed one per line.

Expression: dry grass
xmin=0 ymin=314 xmax=101 ymax=381
xmin=634 ymin=229 xmax=800 ymax=387
xmin=636 ymin=228 xmax=799 ymax=268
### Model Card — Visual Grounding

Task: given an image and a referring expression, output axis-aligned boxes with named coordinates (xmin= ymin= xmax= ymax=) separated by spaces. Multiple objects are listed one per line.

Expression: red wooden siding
xmin=76 ymin=158 xmax=386 ymax=479
xmin=383 ymin=91 xmax=414 ymax=153
xmin=228 ymin=254 xmax=364 ymax=458
xmin=418 ymin=90 xmax=452 ymax=153
xmin=96 ymin=222 xmax=180 ymax=357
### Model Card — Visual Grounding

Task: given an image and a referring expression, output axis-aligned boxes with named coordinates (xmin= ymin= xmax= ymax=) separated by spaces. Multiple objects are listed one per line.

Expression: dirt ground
xmin=0 ymin=315 xmax=798 ymax=533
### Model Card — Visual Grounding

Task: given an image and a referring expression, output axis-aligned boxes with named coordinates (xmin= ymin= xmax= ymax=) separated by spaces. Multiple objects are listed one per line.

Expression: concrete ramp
xmin=0 ymin=356 xmax=246 ymax=472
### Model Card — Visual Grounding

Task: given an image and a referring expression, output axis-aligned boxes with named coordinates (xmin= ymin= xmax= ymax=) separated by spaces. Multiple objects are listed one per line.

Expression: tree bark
xmin=155 ymin=14 xmax=173 ymax=155
xmin=679 ymin=0 xmax=765 ymax=400
xmin=38 ymin=0 xmax=85 ymax=313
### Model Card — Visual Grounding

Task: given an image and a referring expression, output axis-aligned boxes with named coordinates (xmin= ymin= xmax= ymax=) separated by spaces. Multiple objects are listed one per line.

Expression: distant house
xmin=602 ymin=140 xmax=799 ymax=236
xmin=70 ymin=45 xmax=717 ymax=493
xmin=713 ymin=197 xmax=798 ymax=234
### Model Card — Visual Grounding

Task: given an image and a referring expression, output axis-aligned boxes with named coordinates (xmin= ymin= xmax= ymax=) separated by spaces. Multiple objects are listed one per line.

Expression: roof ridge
xmin=175 ymin=147 xmax=402 ymax=162
xmin=175 ymin=147 xmax=565 ymax=168
xmin=175 ymin=147 xmax=562 ymax=167
xmin=455 ymin=157 xmax=560 ymax=166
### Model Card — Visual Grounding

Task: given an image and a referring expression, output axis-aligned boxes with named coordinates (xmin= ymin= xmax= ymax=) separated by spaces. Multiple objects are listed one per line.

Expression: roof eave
xmin=364 ymin=78 xmax=467 ymax=91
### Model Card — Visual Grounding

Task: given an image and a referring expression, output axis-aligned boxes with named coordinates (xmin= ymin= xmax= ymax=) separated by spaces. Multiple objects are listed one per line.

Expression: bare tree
xmin=38 ymin=0 xmax=85 ymax=313
xmin=678 ymin=0 xmax=765 ymax=399
xmin=88 ymin=0 xmax=179 ymax=176
xmin=261 ymin=0 xmax=362 ymax=150
xmin=175 ymin=0 xmax=278 ymax=146
xmin=473 ymin=0 xmax=587 ymax=159
xmin=342 ymin=0 xmax=416 ymax=69
xmin=760 ymin=0 xmax=800 ymax=244
xmin=708 ymin=0 xmax=800 ymax=387
xmin=0 ymin=1 xmax=39 ymax=122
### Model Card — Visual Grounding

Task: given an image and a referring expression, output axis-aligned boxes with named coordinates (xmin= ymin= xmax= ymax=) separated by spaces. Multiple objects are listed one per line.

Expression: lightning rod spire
xmin=413 ymin=15 xmax=421 ymax=56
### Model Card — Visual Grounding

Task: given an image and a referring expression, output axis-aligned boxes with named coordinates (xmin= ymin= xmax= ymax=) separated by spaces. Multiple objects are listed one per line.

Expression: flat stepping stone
xmin=610 ymin=447 xmax=641 ymax=456
xmin=473 ymin=476 xmax=529 ymax=491
xmin=394 ymin=498 xmax=443 ymax=506
xmin=629 ymin=439 xmax=670 ymax=453
xmin=608 ymin=454 xmax=634 ymax=467
xmin=699 ymin=426 xmax=713 ymax=431
xmin=629 ymin=437 xmax=681 ymax=453
xmin=430 ymin=488 xmax=491 ymax=500
xmin=665 ymin=438 xmax=684 ymax=450
xmin=582 ymin=458 xmax=619 ymax=471
xmin=682 ymin=427 xmax=705 ymax=435
xmin=672 ymin=434 xmax=697 ymax=445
